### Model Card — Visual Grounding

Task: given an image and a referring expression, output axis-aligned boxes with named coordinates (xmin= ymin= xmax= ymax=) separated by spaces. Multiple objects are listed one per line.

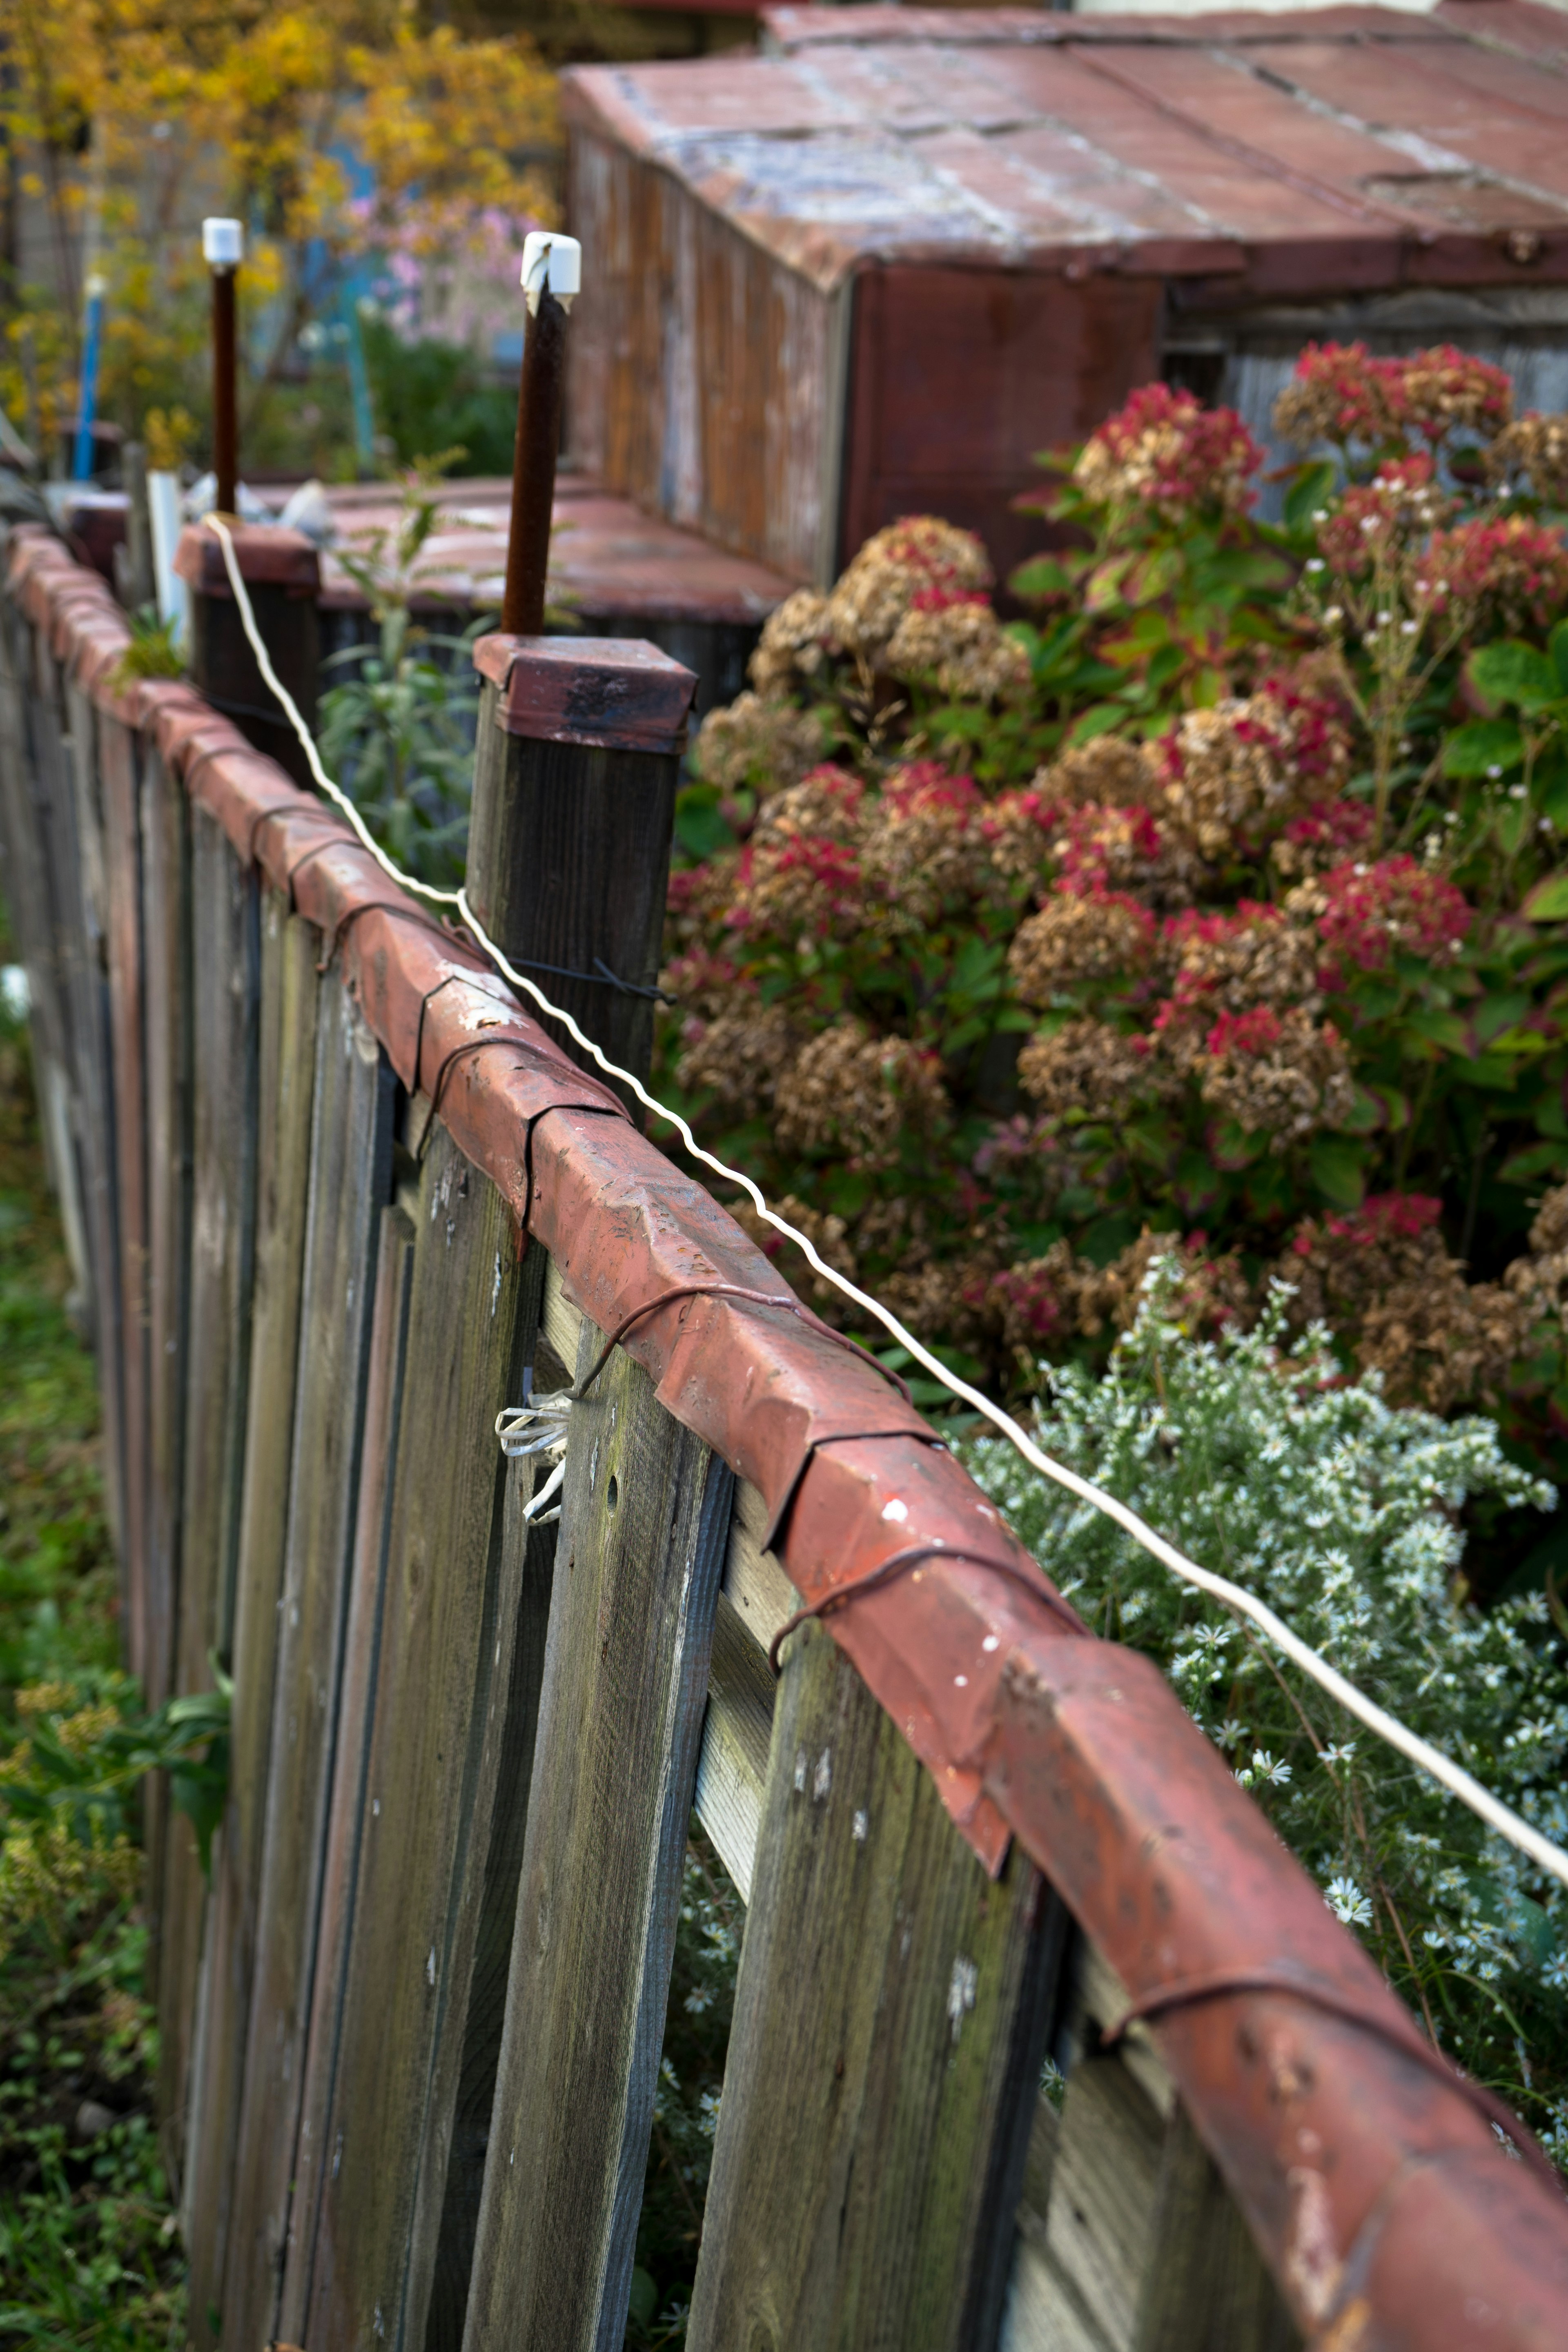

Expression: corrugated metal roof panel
xmin=565 ymin=4 xmax=1568 ymax=294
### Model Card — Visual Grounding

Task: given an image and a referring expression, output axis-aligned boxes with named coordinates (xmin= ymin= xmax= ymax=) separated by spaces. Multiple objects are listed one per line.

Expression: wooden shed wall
xmin=840 ymin=262 xmax=1162 ymax=590
xmin=567 ymin=130 xmax=842 ymax=586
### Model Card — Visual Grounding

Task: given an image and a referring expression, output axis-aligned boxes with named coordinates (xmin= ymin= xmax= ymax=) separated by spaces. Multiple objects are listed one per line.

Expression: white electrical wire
xmin=205 ymin=515 xmax=1568 ymax=1893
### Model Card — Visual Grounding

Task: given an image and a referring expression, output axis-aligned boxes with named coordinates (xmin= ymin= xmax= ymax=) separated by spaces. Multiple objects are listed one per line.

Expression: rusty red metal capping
xmin=473 ymin=632 xmax=697 ymax=755
xmin=8 ymin=521 xmax=1568 ymax=2350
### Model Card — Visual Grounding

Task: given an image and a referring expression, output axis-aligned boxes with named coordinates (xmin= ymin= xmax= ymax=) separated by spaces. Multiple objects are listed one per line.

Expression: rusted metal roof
xmin=315 ymin=473 xmax=794 ymax=626
xmin=13 ymin=515 xmax=1568 ymax=2349
xmin=562 ymin=1 xmax=1568 ymax=294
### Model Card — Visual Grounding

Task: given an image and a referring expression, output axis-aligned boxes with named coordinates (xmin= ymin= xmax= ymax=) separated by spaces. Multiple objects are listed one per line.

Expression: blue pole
xmin=71 ymin=276 xmax=106 ymax=483
xmin=341 ymin=285 xmax=375 ymax=476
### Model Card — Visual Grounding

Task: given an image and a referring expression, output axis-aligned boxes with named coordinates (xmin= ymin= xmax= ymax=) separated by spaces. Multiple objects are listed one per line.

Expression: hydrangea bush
xmin=659 ymin=345 xmax=1568 ymax=1490
xmin=960 ymin=1267 xmax=1568 ymax=2168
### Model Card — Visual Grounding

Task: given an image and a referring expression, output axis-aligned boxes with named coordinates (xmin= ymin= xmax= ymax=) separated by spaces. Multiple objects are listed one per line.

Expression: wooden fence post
xmin=466 ymin=636 xmax=696 ymax=1109
xmin=174 ymin=523 xmax=321 ymax=791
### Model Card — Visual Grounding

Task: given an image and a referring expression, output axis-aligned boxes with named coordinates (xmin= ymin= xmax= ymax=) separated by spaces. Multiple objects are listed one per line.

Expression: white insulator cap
xmin=521 ymin=232 xmax=581 ymax=317
xmin=203 ymin=217 xmax=244 ymax=270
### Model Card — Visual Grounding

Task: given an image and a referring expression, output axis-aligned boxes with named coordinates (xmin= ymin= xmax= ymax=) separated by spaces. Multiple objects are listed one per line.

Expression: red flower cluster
xmin=1316 ymin=856 xmax=1470 ymax=973
xmin=909 ymin=583 xmax=989 ymax=615
xmin=1074 ymin=383 xmax=1263 ymax=520
xmin=1414 ymin=514 xmax=1568 ymax=631
xmin=986 ymin=1260 xmax=1071 ymax=1343
xmin=1279 ymin=798 xmax=1375 ymax=862
xmin=1052 ymin=801 xmax=1166 ymax=893
xmin=1316 ymin=456 xmax=1444 ymax=577
xmin=1278 ymin=343 xmax=1512 ymax=448
xmin=1205 ymin=1006 xmax=1284 ymax=1058
xmin=1294 ymin=1192 xmax=1444 ymax=1253
xmin=880 ymin=760 xmax=983 ymax=820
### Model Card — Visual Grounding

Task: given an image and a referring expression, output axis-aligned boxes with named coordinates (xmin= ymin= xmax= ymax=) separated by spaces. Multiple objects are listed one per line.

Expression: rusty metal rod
xmin=501 ymin=286 xmax=567 ymax=637
xmin=211 ymin=269 xmax=237 ymax=518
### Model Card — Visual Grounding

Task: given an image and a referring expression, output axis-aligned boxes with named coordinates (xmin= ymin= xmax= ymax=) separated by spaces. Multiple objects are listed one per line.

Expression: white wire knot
xmin=494 ymin=1395 xmax=572 ymax=1525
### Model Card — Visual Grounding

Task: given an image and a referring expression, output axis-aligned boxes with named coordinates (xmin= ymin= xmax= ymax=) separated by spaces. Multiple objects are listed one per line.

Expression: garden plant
xmin=660 ymin=343 xmax=1568 ymax=2180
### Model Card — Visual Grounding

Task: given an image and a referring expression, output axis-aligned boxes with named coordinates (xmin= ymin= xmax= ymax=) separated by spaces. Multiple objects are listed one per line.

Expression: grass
xmin=0 ymin=903 xmax=186 ymax=2349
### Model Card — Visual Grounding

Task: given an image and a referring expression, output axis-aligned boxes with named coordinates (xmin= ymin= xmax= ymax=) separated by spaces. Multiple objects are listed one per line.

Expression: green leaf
xmin=1499 ymin=1139 xmax=1568 ymax=1184
xmin=1334 ymin=1086 xmax=1385 ymax=1135
xmin=1550 ymin=617 xmax=1568 ymax=696
xmin=1441 ymin=719 xmax=1523 ymax=778
xmin=1008 ymin=555 xmax=1078 ymax=602
xmin=1523 ymin=869 xmax=1568 ymax=922
xmin=1123 ymin=546 xmax=1184 ymax=605
xmin=1405 ymin=1008 xmax=1470 ymax=1053
xmin=1467 ymin=639 xmax=1560 ymax=715
xmin=674 ymin=785 xmax=735 ymax=862
xmin=1309 ymin=1134 xmax=1366 ymax=1209
xmin=1282 ymin=460 xmax=1338 ymax=536
xmin=1085 ymin=554 xmax=1136 ymax=613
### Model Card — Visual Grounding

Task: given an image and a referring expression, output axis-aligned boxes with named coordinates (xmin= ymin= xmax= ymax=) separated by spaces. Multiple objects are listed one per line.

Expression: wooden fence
xmin=2 ymin=518 xmax=1565 ymax=2352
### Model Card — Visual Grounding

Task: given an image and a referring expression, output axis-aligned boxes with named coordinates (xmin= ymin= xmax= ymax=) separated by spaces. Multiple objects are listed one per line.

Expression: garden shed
xmin=562 ymin=0 xmax=1568 ymax=586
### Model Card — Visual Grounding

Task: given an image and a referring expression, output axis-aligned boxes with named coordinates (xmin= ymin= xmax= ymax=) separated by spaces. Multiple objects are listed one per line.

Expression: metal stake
xmin=501 ymin=232 xmax=581 ymax=638
xmin=203 ymin=218 xmax=244 ymax=517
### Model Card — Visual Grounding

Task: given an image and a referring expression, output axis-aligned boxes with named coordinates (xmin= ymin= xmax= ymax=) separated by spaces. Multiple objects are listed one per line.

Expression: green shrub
xmin=657 ymin=346 xmax=1568 ymax=1501
xmin=961 ymin=1263 xmax=1568 ymax=2167
xmin=362 ymin=312 xmax=518 ymax=476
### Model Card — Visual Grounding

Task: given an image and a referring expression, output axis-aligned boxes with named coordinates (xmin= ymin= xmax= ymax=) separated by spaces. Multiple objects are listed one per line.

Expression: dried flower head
xmin=1274 ymin=342 xmax=1512 ymax=450
xmin=1486 ymin=412 xmax=1568 ymax=508
xmin=748 ymin=588 xmax=833 ymax=697
xmin=884 ymin=597 xmax=1032 ymax=703
xmin=675 ymin=1001 xmax=800 ymax=1118
xmin=1310 ymin=856 xmax=1470 ymax=974
xmin=1018 ymin=1018 xmax=1176 ymax=1120
xmin=691 ymin=689 xmax=825 ymax=793
xmin=1315 ymin=455 xmax=1451 ymax=578
xmin=1414 ymin=514 xmax=1568 ymax=635
xmin=726 ymin=765 xmax=865 ymax=941
xmin=1196 ymin=1005 xmax=1355 ymax=1145
xmin=1073 ymin=384 xmax=1262 ymax=520
xmin=1009 ymin=884 xmax=1156 ymax=1007
xmin=774 ymin=1018 xmax=949 ymax=1171
xmin=858 ymin=762 xmax=998 ymax=927
xmin=1038 ymin=735 xmax=1162 ymax=809
xmin=1156 ymin=682 xmax=1350 ymax=861
xmin=1049 ymin=800 xmax=1198 ymax=909
xmin=824 ymin=517 xmax=993 ymax=665
xmin=1158 ymin=903 xmax=1326 ymax=1050
xmin=1271 ymin=796 xmax=1376 ymax=878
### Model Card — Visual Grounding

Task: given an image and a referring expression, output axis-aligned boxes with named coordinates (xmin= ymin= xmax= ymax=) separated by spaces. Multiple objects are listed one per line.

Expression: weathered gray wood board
xmin=288 ymin=1133 xmax=545 ymax=2352
xmin=461 ymin=1324 xmax=734 ymax=2352
xmin=156 ymin=804 xmax=261 ymax=2181
xmin=97 ymin=713 xmax=149 ymax=1680
xmin=688 ymin=1619 xmax=1062 ymax=2352
xmin=138 ymin=748 xmax=191 ymax=1717
xmin=220 ymin=973 xmax=394 ymax=2352
xmin=278 ymin=1194 xmax=419 ymax=2345
xmin=182 ymin=894 xmax=321 ymax=2350
xmin=1000 ymin=1949 xmax=1299 ymax=2352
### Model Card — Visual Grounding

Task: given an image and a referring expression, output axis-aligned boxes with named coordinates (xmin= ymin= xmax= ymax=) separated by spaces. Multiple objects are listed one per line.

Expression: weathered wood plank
xmin=220 ymin=972 xmax=394 ymax=2351
xmin=97 ymin=713 xmax=150 ymax=1681
xmin=286 ymin=1131 xmax=546 ymax=2352
xmin=138 ymin=748 xmax=191 ymax=1717
xmin=687 ymin=1619 xmax=1063 ymax=2352
xmin=182 ymin=893 xmax=321 ymax=2350
xmin=156 ymin=803 xmax=261 ymax=2187
xmin=278 ymin=1193 xmax=419 ymax=2342
xmin=1132 ymin=2102 xmax=1300 ymax=2352
xmin=461 ymin=1323 xmax=734 ymax=2352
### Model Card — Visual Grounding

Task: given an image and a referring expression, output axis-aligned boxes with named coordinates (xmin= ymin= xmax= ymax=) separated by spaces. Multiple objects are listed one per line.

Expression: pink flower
xmin=880 ymin=760 xmax=983 ymax=820
xmin=1414 ymin=515 xmax=1568 ymax=632
xmin=1316 ymin=857 xmax=1470 ymax=973
xmin=1074 ymin=384 xmax=1263 ymax=520
xmin=1280 ymin=799 xmax=1375 ymax=861
xmin=1205 ymin=1006 xmax=1284 ymax=1058
xmin=1315 ymin=1192 xmax=1445 ymax=1248
xmin=1316 ymin=456 xmax=1443 ymax=578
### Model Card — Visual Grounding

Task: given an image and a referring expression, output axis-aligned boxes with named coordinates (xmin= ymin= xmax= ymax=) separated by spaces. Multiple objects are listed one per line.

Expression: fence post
xmin=465 ymin=635 xmax=695 ymax=1109
xmin=174 ymin=523 xmax=320 ymax=791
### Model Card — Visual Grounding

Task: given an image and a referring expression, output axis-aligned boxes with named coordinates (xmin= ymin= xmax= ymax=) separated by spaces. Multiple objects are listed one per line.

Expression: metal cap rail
xmin=4 ymin=521 xmax=1567 ymax=2352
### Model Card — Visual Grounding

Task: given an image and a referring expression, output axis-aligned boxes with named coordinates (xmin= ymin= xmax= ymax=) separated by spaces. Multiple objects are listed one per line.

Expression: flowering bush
xmin=661 ymin=344 xmax=1568 ymax=1497
xmin=962 ymin=1268 xmax=1567 ymax=2170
